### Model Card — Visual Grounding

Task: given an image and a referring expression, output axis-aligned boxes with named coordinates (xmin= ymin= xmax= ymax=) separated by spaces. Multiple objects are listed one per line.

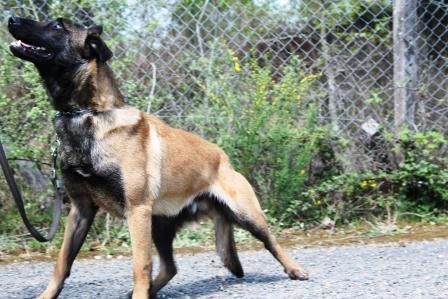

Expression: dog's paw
xmin=286 ymin=267 xmax=309 ymax=280
xmin=127 ymin=290 xmax=157 ymax=299
xmin=36 ymin=289 xmax=60 ymax=299
xmin=36 ymin=294 xmax=55 ymax=299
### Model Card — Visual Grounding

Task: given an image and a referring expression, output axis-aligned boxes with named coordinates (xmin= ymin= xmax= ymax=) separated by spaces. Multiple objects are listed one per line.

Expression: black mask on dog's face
xmin=8 ymin=16 xmax=112 ymax=66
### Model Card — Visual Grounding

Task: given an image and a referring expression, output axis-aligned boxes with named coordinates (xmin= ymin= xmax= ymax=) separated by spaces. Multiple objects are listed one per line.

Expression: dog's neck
xmin=38 ymin=60 xmax=126 ymax=113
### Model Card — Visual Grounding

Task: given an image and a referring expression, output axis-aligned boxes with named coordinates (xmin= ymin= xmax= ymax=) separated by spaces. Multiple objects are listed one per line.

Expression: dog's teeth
xmin=10 ymin=39 xmax=48 ymax=51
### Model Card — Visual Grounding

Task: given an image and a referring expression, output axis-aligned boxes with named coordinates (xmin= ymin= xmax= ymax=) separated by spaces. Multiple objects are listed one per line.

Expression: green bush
xmin=0 ymin=47 xmax=53 ymax=163
xmin=301 ymin=131 xmax=448 ymax=224
xmin=180 ymin=45 xmax=338 ymax=225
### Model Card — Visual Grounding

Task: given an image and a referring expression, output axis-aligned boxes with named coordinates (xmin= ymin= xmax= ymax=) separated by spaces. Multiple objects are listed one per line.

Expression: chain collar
xmin=55 ymin=108 xmax=92 ymax=118
xmin=50 ymin=137 xmax=63 ymax=190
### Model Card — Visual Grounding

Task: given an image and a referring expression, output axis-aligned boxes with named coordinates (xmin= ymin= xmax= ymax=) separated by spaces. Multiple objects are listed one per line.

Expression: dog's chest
xmin=55 ymin=114 xmax=97 ymax=172
xmin=54 ymin=114 xmax=126 ymax=213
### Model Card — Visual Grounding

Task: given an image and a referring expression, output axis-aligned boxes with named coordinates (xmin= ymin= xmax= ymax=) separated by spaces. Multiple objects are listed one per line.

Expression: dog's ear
xmin=89 ymin=24 xmax=103 ymax=35
xmin=83 ymin=25 xmax=112 ymax=62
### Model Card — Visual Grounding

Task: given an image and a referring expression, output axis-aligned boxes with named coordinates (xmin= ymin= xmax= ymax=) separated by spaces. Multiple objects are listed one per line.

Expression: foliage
xmin=180 ymin=45 xmax=337 ymax=224
xmin=300 ymin=131 xmax=448 ymax=225
xmin=0 ymin=47 xmax=53 ymax=163
xmin=298 ymin=0 xmax=392 ymax=27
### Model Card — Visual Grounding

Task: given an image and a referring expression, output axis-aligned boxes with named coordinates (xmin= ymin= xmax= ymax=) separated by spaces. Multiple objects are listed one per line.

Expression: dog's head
xmin=8 ymin=16 xmax=112 ymax=66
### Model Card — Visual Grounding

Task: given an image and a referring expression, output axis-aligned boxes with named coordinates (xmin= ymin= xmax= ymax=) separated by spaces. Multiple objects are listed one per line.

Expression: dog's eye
xmin=52 ymin=22 xmax=63 ymax=30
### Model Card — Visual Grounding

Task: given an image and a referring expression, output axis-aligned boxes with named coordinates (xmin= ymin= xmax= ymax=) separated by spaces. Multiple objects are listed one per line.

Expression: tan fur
xmin=127 ymin=204 xmax=152 ymax=298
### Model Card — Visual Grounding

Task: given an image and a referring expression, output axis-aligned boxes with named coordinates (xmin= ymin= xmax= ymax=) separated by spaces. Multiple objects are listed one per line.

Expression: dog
xmin=8 ymin=16 xmax=309 ymax=299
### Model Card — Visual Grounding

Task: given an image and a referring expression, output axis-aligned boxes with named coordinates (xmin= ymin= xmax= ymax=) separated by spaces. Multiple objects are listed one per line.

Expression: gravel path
xmin=1 ymin=239 xmax=447 ymax=299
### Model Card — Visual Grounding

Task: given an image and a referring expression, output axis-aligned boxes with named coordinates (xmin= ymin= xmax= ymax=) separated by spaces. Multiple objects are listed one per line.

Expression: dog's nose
xmin=8 ymin=17 xmax=21 ymax=26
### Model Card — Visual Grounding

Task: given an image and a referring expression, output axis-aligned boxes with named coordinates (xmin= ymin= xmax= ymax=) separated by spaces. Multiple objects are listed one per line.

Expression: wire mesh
xmin=0 ymin=0 xmax=447 ymax=172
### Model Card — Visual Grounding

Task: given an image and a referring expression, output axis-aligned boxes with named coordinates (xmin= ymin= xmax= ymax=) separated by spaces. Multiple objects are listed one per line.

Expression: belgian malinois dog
xmin=8 ymin=16 xmax=309 ymax=299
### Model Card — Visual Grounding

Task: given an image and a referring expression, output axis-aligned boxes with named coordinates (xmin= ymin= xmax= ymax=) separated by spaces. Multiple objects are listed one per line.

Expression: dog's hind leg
xmin=210 ymin=166 xmax=309 ymax=281
xmin=37 ymin=197 xmax=98 ymax=299
xmin=234 ymin=208 xmax=308 ymax=280
xmin=150 ymin=216 xmax=179 ymax=297
xmin=213 ymin=213 xmax=244 ymax=278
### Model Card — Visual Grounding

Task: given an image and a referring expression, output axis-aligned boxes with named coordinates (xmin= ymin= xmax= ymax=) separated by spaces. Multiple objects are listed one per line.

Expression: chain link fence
xmin=1 ymin=0 xmax=447 ymax=173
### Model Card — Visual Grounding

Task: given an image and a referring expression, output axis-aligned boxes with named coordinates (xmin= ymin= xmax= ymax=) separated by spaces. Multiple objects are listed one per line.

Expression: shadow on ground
xmin=155 ymin=273 xmax=285 ymax=298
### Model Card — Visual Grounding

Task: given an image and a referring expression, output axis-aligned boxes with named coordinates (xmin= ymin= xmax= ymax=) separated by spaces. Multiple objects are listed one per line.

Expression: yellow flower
xmin=234 ymin=62 xmax=241 ymax=73
xmin=227 ymin=48 xmax=241 ymax=72
xmin=300 ymin=75 xmax=310 ymax=84
xmin=300 ymin=169 xmax=305 ymax=176
xmin=300 ymin=73 xmax=321 ymax=84
xmin=360 ymin=180 xmax=377 ymax=188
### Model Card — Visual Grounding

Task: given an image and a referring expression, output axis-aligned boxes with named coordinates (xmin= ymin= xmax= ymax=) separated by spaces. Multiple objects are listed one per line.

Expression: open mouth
xmin=10 ymin=39 xmax=53 ymax=60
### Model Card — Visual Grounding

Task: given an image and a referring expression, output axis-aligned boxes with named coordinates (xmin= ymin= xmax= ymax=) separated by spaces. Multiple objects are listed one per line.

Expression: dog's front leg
xmin=127 ymin=204 xmax=152 ymax=299
xmin=37 ymin=199 xmax=98 ymax=299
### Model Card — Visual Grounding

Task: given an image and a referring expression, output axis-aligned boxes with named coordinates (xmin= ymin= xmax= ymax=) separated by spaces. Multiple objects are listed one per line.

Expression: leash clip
xmin=51 ymin=138 xmax=60 ymax=158
xmin=50 ymin=168 xmax=57 ymax=180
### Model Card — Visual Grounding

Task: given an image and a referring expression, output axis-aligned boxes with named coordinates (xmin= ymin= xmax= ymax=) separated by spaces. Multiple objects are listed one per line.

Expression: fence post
xmin=321 ymin=25 xmax=339 ymax=133
xmin=393 ymin=0 xmax=418 ymax=133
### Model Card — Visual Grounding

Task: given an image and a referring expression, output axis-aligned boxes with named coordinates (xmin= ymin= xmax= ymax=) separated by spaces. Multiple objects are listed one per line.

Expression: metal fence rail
xmin=0 ymin=0 xmax=447 ymax=172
